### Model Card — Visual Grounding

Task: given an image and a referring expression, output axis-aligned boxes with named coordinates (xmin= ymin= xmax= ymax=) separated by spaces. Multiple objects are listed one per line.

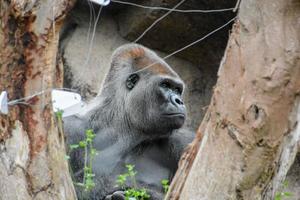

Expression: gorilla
xmin=63 ymin=44 xmax=194 ymax=200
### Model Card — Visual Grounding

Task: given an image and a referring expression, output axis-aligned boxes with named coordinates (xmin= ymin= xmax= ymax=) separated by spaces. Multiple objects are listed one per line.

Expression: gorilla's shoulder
xmin=63 ymin=115 xmax=87 ymax=136
xmin=63 ymin=115 xmax=87 ymax=142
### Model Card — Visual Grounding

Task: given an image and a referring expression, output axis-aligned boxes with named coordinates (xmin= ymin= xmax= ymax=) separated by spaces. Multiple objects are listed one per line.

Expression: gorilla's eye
xmin=160 ymin=81 xmax=171 ymax=89
xmin=126 ymin=73 xmax=139 ymax=90
xmin=174 ymin=87 xmax=182 ymax=94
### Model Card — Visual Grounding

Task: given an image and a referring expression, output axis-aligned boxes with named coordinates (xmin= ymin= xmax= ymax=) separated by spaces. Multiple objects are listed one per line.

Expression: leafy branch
xmin=161 ymin=179 xmax=169 ymax=194
xmin=69 ymin=129 xmax=98 ymax=191
xmin=116 ymin=164 xmax=150 ymax=200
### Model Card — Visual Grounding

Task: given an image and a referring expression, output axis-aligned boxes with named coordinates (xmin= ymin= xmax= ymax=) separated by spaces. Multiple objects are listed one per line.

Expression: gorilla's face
xmin=125 ymin=73 xmax=186 ymax=136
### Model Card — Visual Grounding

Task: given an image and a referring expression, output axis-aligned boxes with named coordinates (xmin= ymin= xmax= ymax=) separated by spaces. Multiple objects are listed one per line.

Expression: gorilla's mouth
xmin=162 ymin=113 xmax=186 ymax=129
xmin=163 ymin=113 xmax=186 ymax=118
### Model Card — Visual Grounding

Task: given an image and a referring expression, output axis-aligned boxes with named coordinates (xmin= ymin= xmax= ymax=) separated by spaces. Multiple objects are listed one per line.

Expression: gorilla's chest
xmin=124 ymin=143 xmax=175 ymax=186
xmin=93 ymin=140 xmax=175 ymax=188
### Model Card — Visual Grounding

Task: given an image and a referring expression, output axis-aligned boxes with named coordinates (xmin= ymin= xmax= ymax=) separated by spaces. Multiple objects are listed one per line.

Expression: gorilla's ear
xmin=126 ymin=73 xmax=140 ymax=90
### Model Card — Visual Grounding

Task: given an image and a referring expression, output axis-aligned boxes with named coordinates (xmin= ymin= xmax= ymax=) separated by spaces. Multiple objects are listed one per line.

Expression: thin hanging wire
xmin=82 ymin=5 xmax=103 ymax=68
xmin=134 ymin=0 xmax=187 ymax=43
xmin=86 ymin=0 xmax=95 ymax=44
xmin=111 ymin=0 xmax=235 ymax=13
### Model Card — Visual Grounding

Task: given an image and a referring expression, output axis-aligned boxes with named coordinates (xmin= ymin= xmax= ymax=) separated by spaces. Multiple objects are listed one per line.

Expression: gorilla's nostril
xmin=171 ymin=95 xmax=183 ymax=106
xmin=175 ymin=98 xmax=183 ymax=105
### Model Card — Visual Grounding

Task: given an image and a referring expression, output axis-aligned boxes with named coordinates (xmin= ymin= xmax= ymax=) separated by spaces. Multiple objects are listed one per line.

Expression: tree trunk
xmin=0 ymin=0 xmax=76 ymax=199
xmin=166 ymin=0 xmax=300 ymax=199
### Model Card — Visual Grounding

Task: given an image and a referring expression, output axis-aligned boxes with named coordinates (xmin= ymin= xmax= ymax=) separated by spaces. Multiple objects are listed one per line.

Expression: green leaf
xmin=69 ymin=144 xmax=79 ymax=149
xmin=274 ymin=195 xmax=281 ymax=200
xmin=116 ymin=164 xmax=150 ymax=199
xmin=161 ymin=179 xmax=169 ymax=193
xmin=85 ymin=129 xmax=95 ymax=139
xmin=64 ymin=155 xmax=70 ymax=160
xmin=79 ymin=141 xmax=87 ymax=147
xmin=161 ymin=179 xmax=169 ymax=185
xmin=124 ymin=188 xmax=150 ymax=200
xmin=283 ymin=192 xmax=293 ymax=197
xmin=126 ymin=164 xmax=134 ymax=172
xmin=55 ymin=110 xmax=63 ymax=119
xmin=116 ymin=174 xmax=129 ymax=187
xmin=283 ymin=181 xmax=289 ymax=187
xmin=84 ymin=166 xmax=92 ymax=173
xmin=91 ymin=148 xmax=98 ymax=156
xmin=86 ymin=173 xmax=95 ymax=178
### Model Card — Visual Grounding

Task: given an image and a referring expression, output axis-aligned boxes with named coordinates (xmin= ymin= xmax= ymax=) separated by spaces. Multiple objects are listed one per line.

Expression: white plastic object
xmin=52 ymin=90 xmax=86 ymax=117
xmin=0 ymin=91 xmax=8 ymax=114
xmin=89 ymin=0 xmax=110 ymax=6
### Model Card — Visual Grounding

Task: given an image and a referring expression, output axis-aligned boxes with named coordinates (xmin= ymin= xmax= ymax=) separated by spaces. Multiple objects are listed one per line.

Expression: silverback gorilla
xmin=64 ymin=44 xmax=194 ymax=200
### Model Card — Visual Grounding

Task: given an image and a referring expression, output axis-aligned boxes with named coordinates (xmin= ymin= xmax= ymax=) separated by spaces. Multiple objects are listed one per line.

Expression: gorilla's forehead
xmin=134 ymin=54 xmax=178 ymax=77
xmin=143 ymin=63 xmax=178 ymax=77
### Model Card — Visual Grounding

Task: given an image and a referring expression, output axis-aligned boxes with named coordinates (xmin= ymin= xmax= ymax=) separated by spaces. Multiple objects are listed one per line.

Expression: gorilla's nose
xmin=170 ymin=95 xmax=184 ymax=107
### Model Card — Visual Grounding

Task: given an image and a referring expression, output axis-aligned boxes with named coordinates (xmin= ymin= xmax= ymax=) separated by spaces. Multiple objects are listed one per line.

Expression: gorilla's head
xmin=101 ymin=44 xmax=186 ymax=137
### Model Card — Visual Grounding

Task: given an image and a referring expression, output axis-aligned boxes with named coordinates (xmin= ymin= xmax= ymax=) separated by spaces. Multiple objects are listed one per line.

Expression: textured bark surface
xmin=166 ymin=0 xmax=300 ymax=199
xmin=0 ymin=0 xmax=76 ymax=199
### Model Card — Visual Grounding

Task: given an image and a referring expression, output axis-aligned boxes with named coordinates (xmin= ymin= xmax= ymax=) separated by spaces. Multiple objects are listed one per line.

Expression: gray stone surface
xmin=116 ymin=0 xmax=236 ymax=67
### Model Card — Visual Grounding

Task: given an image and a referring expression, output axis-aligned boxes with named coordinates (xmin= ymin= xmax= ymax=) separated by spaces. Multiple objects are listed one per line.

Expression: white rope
xmin=134 ymin=0 xmax=187 ymax=43
xmin=111 ymin=0 xmax=235 ymax=13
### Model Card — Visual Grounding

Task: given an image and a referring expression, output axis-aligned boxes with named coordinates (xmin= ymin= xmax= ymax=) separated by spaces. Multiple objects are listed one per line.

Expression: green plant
xmin=55 ymin=109 xmax=63 ymax=120
xmin=124 ymin=188 xmax=150 ymax=200
xmin=274 ymin=181 xmax=293 ymax=200
xmin=161 ymin=179 xmax=169 ymax=193
xmin=68 ymin=129 xmax=98 ymax=191
xmin=116 ymin=164 xmax=150 ymax=200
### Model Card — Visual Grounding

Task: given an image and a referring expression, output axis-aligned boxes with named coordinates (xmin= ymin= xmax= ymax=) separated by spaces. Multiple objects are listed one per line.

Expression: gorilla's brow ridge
xmin=118 ymin=46 xmax=146 ymax=61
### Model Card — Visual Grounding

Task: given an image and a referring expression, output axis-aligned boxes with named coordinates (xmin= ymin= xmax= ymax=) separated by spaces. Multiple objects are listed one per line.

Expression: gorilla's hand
xmin=104 ymin=191 xmax=125 ymax=200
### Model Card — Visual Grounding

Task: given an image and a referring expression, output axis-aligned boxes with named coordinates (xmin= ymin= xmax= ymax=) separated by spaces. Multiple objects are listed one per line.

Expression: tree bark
xmin=0 ymin=0 xmax=76 ymax=199
xmin=166 ymin=0 xmax=300 ymax=199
